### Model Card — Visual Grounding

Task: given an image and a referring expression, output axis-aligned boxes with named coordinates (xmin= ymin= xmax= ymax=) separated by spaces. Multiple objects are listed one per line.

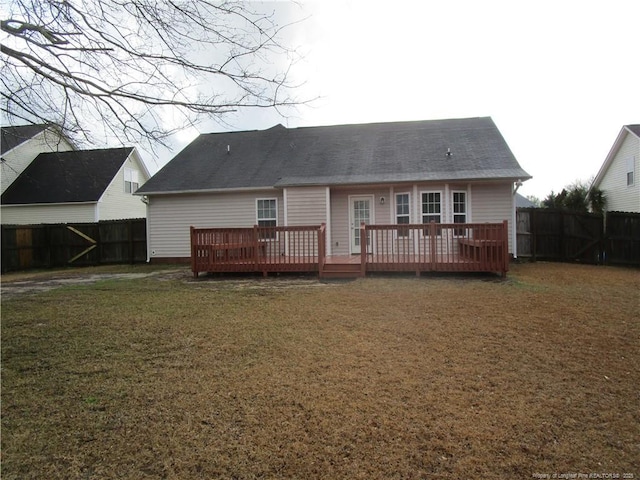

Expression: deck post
xmin=429 ymin=221 xmax=436 ymax=271
xmin=318 ymin=223 xmax=326 ymax=278
xmin=360 ymin=222 xmax=367 ymax=277
xmin=502 ymin=219 xmax=509 ymax=277
xmin=190 ymin=226 xmax=198 ymax=278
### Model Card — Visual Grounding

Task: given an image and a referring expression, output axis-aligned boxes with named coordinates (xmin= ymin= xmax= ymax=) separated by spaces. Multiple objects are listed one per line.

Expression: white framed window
xmin=395 ymin=193 xmax=410 ymax=237
xmin=421 ymin=191 xmax=442 ymax=235
xmin=452 ymin=191 xmax=467 ymax=235
xmin=421 ymin=191 xmax=441 ymax=224
xmin=256 ymin=198 xmax=277 ymax=239
xmin=124 ymin=167 xmax=139 ymax=194
xmin=627 ymin=157 xmax=635 ymax=186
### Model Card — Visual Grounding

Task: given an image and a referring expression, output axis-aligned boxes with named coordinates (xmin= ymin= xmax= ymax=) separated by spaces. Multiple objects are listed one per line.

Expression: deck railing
xmin=191 ymin=221 xmax=508 ymax=277
xmin=191 ymin=224 xmax=326 ymax=276
xmin=362 ymin=220 xmax=509 ymax=276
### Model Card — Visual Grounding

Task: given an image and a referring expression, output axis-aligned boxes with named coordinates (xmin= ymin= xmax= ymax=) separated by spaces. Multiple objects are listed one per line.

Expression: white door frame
xmin=348 ymin=194 xmax=374 ymax=254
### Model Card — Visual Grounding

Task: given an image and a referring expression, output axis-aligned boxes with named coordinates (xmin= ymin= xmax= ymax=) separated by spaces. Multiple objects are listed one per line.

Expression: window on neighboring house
xmin=421 ymin=192 xmax=441 ymax=234
xmin=124 ymin=167 xmax=139 ymax=193
xmin=452 ymin=191 xmax=467 ymax=236
xmin=396 ymin=193 xmax=410 ymax=237
xmin=257 ymin=198 xmax=277 ymax=239
xmin=627 ymin=157 xmax=635 ymax=186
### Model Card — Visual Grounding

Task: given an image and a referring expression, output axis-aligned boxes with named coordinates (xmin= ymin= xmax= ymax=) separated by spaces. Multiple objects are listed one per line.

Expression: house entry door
xmin=350 ymin=195 xmax=373 ymax=254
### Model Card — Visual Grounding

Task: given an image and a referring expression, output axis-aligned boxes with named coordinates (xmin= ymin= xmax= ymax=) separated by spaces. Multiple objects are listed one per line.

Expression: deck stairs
xmin=320 ymin=261 xmax=363 ymax=279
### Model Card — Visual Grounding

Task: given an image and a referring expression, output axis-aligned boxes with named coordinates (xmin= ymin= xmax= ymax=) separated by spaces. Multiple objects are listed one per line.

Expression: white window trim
xmin=626 ymin=156 xmax=635 ymax=187
xmin=256 ymin=198 xmax=278 ymax=240
xmin=451 ymin=190 xmax=468 ymax=237
xmin=452 ymin=190 xmax=467 ymax=223
xmin=395 ymin=192 xmax=411 ymax=238
xmin=124 ymin=167 xmax=139 ymax=194
xmin=420 ymin=190 xmax=443 ymax=236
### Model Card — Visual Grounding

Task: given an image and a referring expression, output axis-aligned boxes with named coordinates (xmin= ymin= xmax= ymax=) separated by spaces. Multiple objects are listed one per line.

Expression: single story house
xmin=591 ymin=124 xmax=640 ymax=213
xmin=136 ymin=116 xmax=531 ymax=274
xmin=1 ymin=147 xmax=150 ymax=224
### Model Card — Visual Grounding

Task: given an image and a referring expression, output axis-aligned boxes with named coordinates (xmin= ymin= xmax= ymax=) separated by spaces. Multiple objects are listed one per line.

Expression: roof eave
xmin=134 ymin=185 xmax=278 ymax=196
xmin=592 ymin=126 xmax=629 ymax=189
xmin=0 ymin=200 xmax=99 ymax=207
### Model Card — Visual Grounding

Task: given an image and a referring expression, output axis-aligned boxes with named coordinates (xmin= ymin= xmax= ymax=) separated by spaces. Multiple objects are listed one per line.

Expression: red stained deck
xmin=191 ymin=221 xmax=509 ymax=278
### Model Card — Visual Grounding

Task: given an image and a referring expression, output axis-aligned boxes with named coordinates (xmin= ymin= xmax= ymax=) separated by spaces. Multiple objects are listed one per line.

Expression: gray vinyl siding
xmin=470 ymin=183 xmax=514 ymax=253
xmin=598 ymin=133 xmax=640 ymax=213
xmin=285 ymin=187 xmax=328 ymax=226
xmin=147 ymin=190 xmax=283 ymax=259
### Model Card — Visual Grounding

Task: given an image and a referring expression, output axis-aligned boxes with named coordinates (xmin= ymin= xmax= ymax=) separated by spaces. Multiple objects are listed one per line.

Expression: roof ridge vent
xmin=446 ymin=148 xmax=452 ymax=157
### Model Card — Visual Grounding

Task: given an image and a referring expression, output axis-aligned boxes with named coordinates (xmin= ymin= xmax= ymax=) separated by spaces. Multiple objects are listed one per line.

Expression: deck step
xmin=321 ymin=262 xmax=363 ymax=278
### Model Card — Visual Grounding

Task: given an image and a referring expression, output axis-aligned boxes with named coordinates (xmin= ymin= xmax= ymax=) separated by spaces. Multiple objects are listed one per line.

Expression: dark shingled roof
xmin=137 ymin=117 xmax=531 ymax=195
xmin=1 ymin=124 xmax=50 ymax=154
xmin=1 ymin=147 xmax=134 ymax=204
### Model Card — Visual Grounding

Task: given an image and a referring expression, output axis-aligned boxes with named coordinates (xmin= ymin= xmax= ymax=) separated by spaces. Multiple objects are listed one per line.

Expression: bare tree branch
xmin=1 ymin=0 xmax=312 ymax=151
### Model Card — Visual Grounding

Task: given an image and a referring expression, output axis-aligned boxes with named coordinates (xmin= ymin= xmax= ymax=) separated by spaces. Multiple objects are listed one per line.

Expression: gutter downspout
xmin=512 ymin=180 xmax=523 ymax=259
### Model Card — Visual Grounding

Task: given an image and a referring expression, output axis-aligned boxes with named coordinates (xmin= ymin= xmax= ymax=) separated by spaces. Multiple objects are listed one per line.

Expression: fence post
xmin=531 ymin=209 xmax=537 ymax=262
xmin=559 ymin=211 xmax=564 ymax=262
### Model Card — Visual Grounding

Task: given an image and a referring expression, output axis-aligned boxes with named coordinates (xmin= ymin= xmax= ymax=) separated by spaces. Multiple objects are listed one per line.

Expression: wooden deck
xmin=191 ymin=222 xmax=509 ymax=278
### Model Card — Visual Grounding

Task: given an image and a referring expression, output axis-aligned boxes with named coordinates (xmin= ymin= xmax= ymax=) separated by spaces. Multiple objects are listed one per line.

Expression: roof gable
xmin=1 ymin=147 xmax=134 ymax=205
xmin=1 ymin=124 xmax=51 ymax=155
xmin=137 ymin=117 xmax=531 ymax=195
xmin=592 ymin=124 xmax=640 ymax=188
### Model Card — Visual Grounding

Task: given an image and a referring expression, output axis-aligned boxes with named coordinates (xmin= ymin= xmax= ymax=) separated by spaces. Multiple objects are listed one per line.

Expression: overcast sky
xmin=150 ymin=0 xmax=640 ymax=200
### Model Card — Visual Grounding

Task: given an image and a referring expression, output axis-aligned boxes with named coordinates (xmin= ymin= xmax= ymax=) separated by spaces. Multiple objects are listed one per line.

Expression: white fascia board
xmin=134 ymin=186 xmax=278 ymax=196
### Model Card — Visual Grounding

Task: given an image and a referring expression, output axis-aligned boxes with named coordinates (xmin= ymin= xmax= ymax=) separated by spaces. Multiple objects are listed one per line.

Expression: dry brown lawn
xmin=1 ymin=263 xmax=639 ymax=479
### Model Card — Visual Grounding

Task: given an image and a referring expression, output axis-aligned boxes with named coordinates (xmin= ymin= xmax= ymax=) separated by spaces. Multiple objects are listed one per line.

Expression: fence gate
xmin=1 ymin=219 xmax=147 ymax=273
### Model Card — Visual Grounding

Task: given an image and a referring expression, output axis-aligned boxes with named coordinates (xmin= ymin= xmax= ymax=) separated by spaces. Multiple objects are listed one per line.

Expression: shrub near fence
xmin=516 ymin=209 xmax=640 ymax=266
xmin=1 ymin=218 xmax=147 ymax=273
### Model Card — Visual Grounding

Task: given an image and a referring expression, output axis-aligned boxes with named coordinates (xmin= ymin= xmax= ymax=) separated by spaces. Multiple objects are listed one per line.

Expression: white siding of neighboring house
xmin=98 ymin=152 xmax=149 ymax=220
xmin=470 ymin=182 xmax=514 ymax=253
xmin=147 ymin=189 xmax=284 ymax=259
xmin=0 ymin=203 xmax=97 ymax=225
xmin=597 ymin=132 xmax=640 ymax=213
xmin=1 ymin=128 xmax=74 ymax=194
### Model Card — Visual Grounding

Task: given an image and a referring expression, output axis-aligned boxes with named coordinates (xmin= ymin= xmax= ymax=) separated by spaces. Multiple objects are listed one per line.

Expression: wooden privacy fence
xmin=1 ymin=218 xmax=147 ymax=272
xmin=516 ymin=209 xmax=640 ymax=266
xmin=605 ymin=211 xmax=640 ymax=266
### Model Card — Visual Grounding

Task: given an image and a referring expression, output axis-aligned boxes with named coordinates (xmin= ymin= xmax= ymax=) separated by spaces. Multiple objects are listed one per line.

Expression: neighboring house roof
xmin=1 ymin=124 xmax=51 ymax=155
xmin=515 ymin=193 xmax=535 ymax=208
xmin=1 ymin=147 xmax=134 ymax=205
xmin=592 ymin=124 xmax=640 ymax=188
xmin=137 ymin=117 xmax=531 ymax=195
